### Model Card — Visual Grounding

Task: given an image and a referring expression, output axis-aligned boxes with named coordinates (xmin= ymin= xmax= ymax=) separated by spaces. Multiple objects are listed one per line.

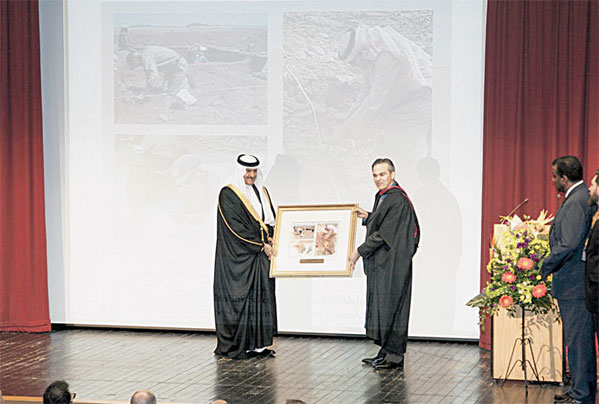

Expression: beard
xmin=554 ymin=182 xmax=566 ymax=193
xmin=589 ymin=192 xmax=599 ymax=207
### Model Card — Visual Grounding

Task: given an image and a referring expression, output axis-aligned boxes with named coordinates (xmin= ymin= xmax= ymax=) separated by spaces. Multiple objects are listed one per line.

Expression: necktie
xmin=584 ymin=211 xmax=599 ymax=252
xmin=252 ymin=184 xmax=265 ymax=221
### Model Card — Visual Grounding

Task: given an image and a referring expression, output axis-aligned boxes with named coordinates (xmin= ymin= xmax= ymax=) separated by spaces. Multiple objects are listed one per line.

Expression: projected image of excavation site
xmin=114 ymin=134 xmax=266 ymax=225
xmin=112 ymin=14 xmax=268 ymax=125
xmin=283 ymin=11 xmax=432 ymax=202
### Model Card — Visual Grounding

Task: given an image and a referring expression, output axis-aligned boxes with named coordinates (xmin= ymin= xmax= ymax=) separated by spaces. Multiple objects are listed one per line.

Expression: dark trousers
xmin=374 ymin=347 xmax=404 ymax=364
xmin=593 ymin=311 xmax=599 ymax=340
xmin=558 ymin=298 xmax=597 ymax=403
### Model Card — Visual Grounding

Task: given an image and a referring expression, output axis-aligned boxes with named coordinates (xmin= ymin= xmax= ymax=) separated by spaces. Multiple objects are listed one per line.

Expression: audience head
xmin=130 ymin=390 xmax=156 ymax=404
xmin=211 ymin=400 xmax=228 ymax=404
xmin=285 ymin=400 xmax=307 ymax=404
xmin=43 ymin=381 xmax=73 ymax=404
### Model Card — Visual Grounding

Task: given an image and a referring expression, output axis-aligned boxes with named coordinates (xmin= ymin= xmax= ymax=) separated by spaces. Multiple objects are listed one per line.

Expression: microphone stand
xmin=501 ymin=198 xmax=529 ymax=224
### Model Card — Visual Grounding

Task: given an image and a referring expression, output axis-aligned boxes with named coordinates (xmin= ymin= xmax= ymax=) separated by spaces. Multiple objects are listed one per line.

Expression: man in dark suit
xmin=541 ymin=156 xmax=597 ymax=404
xmin=585 ymin=169 xmax=599 ymax=341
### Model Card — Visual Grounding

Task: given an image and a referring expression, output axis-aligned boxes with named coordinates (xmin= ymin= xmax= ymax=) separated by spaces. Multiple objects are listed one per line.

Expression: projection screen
xmin=60 ymin=0 xmax=485 ymax=339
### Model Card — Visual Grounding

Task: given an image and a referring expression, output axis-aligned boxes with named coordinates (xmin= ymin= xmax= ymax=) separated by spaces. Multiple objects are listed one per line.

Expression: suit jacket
xmin=541 ymin=183 xmax=596 ymax=300
xmin=585 ymin=217 xmax=599 ymax=312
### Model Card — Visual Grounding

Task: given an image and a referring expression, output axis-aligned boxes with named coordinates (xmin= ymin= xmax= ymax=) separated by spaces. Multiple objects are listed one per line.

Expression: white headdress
xmin=230 ymin=154 xmax=275 ymax=226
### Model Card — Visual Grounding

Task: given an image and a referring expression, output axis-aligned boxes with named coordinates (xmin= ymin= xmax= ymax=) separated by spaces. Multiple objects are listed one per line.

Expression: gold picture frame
xmin=270 ymin=204 xmax=357 ymax=277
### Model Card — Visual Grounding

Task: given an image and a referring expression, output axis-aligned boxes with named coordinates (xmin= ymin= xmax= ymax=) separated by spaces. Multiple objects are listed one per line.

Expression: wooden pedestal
xmin=492 ymin=304 xmax=563 ymax=382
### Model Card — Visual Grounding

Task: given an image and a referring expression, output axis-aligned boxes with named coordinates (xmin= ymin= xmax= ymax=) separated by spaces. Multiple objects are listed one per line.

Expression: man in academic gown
xmin=213 ymin=154 xmax=277 ymax=359
xmin=350 ymin=158 xmax=420 ymax=370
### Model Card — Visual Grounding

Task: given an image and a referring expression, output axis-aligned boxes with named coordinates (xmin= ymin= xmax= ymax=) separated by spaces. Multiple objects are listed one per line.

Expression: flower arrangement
xmin=467 ymin=210 xmax=558 ymax=329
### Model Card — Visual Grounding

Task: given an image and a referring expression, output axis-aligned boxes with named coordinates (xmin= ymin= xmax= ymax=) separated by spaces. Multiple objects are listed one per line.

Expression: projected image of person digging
xmin=126 ymin=46 xmax=197 ymax=107
xmin=335 ymin=25 xmax=432 ymax=190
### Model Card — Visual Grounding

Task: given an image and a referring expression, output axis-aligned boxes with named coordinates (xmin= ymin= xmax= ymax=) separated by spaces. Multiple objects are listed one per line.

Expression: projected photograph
xmin=112 ymin=13 xmax=267 ymax=125
xmin=282 ymin=11 xmax=433 ymax=201
xmin=113 ymin=134 xmax=266 ymax=224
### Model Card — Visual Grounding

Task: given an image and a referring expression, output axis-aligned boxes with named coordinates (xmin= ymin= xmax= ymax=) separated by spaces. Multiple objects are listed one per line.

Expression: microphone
xmin=506 ymin=198 xmax=529 ymax=218
xmin=500 ymin=198 xmax=529 ymax=225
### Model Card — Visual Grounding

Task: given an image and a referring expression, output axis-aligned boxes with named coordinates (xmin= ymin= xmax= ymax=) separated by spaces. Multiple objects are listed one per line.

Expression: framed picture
xmin=270 ymin=204 xmax=357 ymax=277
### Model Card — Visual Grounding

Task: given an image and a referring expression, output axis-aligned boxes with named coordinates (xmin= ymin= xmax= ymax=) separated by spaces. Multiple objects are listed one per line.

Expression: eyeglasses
xmin=71 ymin=393 xmax=77 ymax=402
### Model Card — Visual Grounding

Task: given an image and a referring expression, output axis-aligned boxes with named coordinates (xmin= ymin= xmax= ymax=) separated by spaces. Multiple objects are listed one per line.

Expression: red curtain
xmin=0 ymin=0 xmax=51 ymax=332
xmin=480 ymin=0 xmax=599 ymax=349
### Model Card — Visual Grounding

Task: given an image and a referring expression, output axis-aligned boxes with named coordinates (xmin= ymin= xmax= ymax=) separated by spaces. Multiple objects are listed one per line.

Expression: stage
xmin=0 ymin=329 xmax=573 ymax=404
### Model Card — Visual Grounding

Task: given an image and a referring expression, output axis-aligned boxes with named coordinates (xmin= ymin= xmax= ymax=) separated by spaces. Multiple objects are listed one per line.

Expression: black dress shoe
xmin=362 ymin=352 xmax=386 ymax=366
xmin=247 ymin=348 xmax=275 ymax=358
xmin=373 ymin=359 xmax=403 ymax=370
xmin=370 ymin=357 xmax=386 ymax=366
xmin=554 ymin=392 xmax=570 ymax=402
xmin=557 ymin=398 xmax=583 ymax=404
xmin=258 ymin=348 xmax=275 ymax=357
xmin=362 ymin=355 xmax=386 ymax=366
xmin=554 ymin=394 xmax=584 ymax=404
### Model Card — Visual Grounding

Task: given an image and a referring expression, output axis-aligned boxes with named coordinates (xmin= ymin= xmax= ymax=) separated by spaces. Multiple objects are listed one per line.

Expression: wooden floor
xmin=0 ymin=328 xmax=586 ymax=404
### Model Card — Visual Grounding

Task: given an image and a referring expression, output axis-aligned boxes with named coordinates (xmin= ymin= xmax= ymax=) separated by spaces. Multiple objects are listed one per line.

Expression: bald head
xmin=130 ymin=390 xmax=156 ymax=404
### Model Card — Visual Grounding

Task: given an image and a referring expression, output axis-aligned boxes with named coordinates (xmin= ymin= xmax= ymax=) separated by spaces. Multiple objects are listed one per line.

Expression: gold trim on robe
xmin=217 ymin=184 xmax=274 ymax=247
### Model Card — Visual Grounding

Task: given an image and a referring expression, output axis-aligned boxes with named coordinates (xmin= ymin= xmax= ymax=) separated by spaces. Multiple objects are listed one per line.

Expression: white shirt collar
xmin=565 ymin=180 xmax=584 ymax=199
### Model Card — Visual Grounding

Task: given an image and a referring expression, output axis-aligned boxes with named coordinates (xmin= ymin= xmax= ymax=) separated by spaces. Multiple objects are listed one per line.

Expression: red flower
xmin=515 ymin=223 xmax=528 ymax=231
xmin=517 ymin=257 xmax=534 ymax=271
xmin=532 ymin=284 xmax=547 ymax=298
xmin=500 ymin=295 xmax=514 ymax=308
xmin=502 ymin=272 xmax=517 ymax=283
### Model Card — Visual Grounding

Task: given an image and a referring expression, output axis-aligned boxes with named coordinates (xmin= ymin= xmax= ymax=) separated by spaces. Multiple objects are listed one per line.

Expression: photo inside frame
xmin=289 ymin=222 xmax=339 ymax=258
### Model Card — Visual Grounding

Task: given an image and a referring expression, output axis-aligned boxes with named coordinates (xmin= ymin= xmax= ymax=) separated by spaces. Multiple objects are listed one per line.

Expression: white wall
xmin=39 ymin=0 xmax=67 ymax=323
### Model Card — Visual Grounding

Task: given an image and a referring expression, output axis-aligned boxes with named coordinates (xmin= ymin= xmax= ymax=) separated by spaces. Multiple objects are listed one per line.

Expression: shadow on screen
xmin=412 ymin=156 xmax=462 ymax=334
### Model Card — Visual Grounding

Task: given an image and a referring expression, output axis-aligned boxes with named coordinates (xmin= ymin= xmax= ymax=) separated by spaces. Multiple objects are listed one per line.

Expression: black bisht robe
xmin=213 ymin=185 xmax=277 ymax=359
xmin=357 ymin=186 xmax=420 ymax=355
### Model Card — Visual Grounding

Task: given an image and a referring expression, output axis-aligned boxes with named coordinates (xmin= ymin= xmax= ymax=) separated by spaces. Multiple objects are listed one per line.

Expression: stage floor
xmin=0 ymin=329 xmax=577 ymax=404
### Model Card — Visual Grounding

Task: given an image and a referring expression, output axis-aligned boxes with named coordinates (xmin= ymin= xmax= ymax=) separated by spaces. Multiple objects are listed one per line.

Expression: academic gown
xmin=213 ymin=185 xmax=277 ymax=359
xmin=357 ymin=186 xmax=420 ymax=355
